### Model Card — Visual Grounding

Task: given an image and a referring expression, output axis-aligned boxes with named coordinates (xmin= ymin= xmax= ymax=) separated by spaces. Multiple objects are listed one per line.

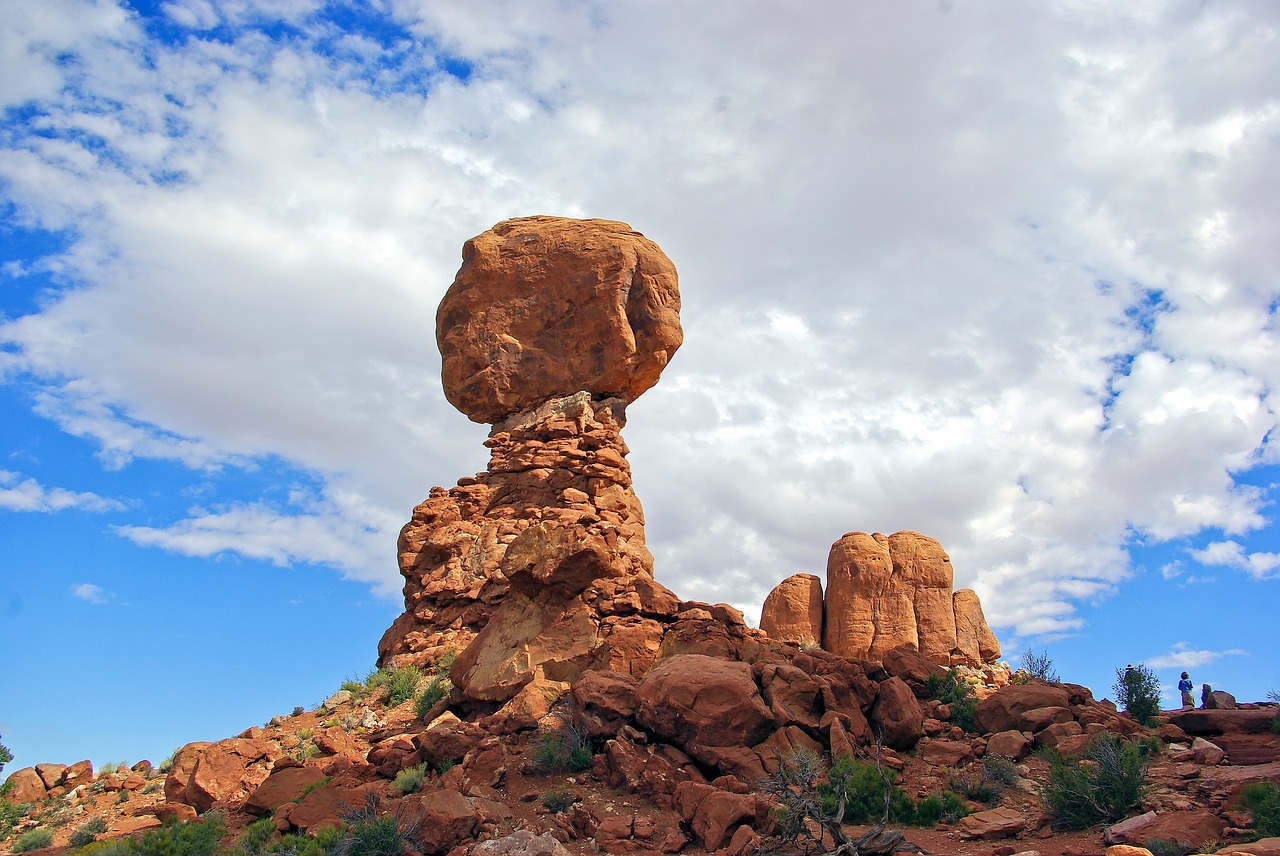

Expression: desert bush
xmin=823 ymin=755 xmax=938 ymax=825
xmin=949 ymin=768 xmax=999 ymax=804
xmin=1240 ymin=781 xmax=1280 ymax=839
xmin=268 ymin=825 xmax=342 ymax=856
xmin=334 ymin=797 xmax=421 ymax=856
xmin=414 ymin=677 xmax=452 ymax=720
xmin=1144 ymin=840 xmax=1193 ymax=856
xmin=911 ymin=791 xmax=969 ymax=825
xmin=541 ymin=787 xmax=576 ymax=814
xmin=236 ymin=818 xmax=277 ymax=855
xmin=924 ymin=668 xmax=978 ymax=732
xmin=130 ymin=813 xmax=226 ymax=856
xmin=391 ymin=764 xmax=427 ymax=795
xmin=0 ymin=796 xmax=31 ymax=841
xmin=0 ymin=735 xmax=12 ymax=776
xmin=1019 ymin=650 xmax=1060 ymax=683
xmin=14 ymin=828 xmax=53 ymax=853
xmin=983 ymin=754 xmax=1020 ymax=789
xmin=70 ymin=817 xmax=109 ymax=848
xmin=1113 ymin=664 xmax=1161 ymax=726
xmin=382 ymin=667 xmax=423 ymax=707
xmin=1042 ymin=734 xmax=1152 ymax=829
xmin=533 ymin=726 xmax=593 ymax=773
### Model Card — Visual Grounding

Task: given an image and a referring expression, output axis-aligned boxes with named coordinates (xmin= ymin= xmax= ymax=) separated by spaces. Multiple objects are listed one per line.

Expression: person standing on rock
xmin=1178 ymin=671 xmax=1194 ymax=709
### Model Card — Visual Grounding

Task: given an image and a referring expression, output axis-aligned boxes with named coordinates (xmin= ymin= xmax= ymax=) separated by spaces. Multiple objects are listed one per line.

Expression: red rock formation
xmin=757 ymin=573 xmax=823 ymax=646
xmin=814 ymin=530 xmax=1001 ymax=667
xmin=437 ymin=216 xmax=682 ymax=425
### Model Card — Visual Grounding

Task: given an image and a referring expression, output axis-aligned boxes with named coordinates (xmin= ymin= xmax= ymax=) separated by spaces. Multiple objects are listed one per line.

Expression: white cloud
xmin=71 ymin=583 xmax=109 ymax=604
xmin=1146 ymin=641 xmax=1248 ymax=670
xmin=0 ymin=470 xmax=123 ymax=513
xmin=114 ymin=493 xmax=400 ymax=596
xmin=0 ymin=2 xmax=1278 ymax=635
xmin=1189 ymin=540 xmax=1280 ymax=581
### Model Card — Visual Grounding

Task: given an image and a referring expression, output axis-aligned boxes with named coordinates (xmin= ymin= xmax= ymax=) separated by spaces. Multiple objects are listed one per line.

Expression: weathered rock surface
xmin=174 ymin=738 xmax=281 ymax=812
xmin=819 ymin=530 xmax=999 ymax=666
xmin=437 ymin=216 xmax=682 ymax=425
xmin=758 ymin=573 xmax=823 ymax=646
xmin=635 ymin=654 xmax=774 ymax=766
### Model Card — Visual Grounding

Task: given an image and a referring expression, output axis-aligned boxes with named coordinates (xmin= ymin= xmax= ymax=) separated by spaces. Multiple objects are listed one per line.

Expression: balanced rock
xmin=758 ymin=573 xmax=823 ymax=646
xmin=437 ymin=216 xmax=682 ymax=424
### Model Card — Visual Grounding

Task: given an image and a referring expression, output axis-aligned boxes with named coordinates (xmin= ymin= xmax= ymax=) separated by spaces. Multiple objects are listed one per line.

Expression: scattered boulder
xmin=635 ymin=654 xmax=774 ymax=768
xmin=2 ymin=768 xmax=46 ymax=804
xmin=975 ymin=683 xmax=1072 ymax=735
xmin=406 ymin=788 xmax=479 ymax=855
xmin=473 ymin=830 xmax=572 ymax=856
xmin=180 ymin=738 xmax=280 ymax=812
xmin=957 ymin=806 xmax=1027 ymax=840
xmin=758 ymin=573 xmax=823 ymax=647
xmin=244 ymin=766 xmax=328 ymax=817
xmin=869 ymin=676 xmax=924 ymax=750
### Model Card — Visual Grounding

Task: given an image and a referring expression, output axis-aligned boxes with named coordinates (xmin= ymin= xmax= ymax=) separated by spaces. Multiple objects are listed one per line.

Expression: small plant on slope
xmin=924 ymin=668 xmax=978 ymax=732
xmin=1113 ymin=663 xmax=1162 ymax=726
xmin=414 ymin=676 xmax=452 ymax=721
xmin=0 ymin=734 xmax=12 ymax=775
xmin=1019 ymin=650 xmax=1060 ymax=683
xmin=533 ymin=726 xmax=593 ymax=773
xmin=391 ymin=764 xmax=427 ymax=795
xmin=1042 ymin=734 xmax=1153 ymax=829
xmin=1240 ymin=781 xmax=1280 ymax=839
xmin=14 ymin=828 xmax=53 ymax=854
xmin=381 ymin=666 xmax=423 ymax=707
xmin=70 ymin=817 xmax=109 ymax=848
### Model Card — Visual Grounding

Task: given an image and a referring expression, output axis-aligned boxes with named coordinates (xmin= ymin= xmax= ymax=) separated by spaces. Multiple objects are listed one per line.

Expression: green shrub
xmin=237 ymin=818 xmax=277 ymax=855
xmin=268 ymin=825 xmax=342 ymax=856
xmin=79 ymin=842 xmax=137 ymax=856
xmin=1113 ymin=664 xmax=1161 ymax=726
xmin=982 ymin=754 xmax=1020 ymax=789
xmin=541 ymin=787 xmax=575 ymax=814
xmin=533 ymin=727 xmax=593 ymax=773
xmin=822 ymin=756 xmax=913 ymax=824
xmin=338 ymin=814 xmax=402 ymax=856
xmin=1240 ymin=781 xmax=1280 ymax=838
xmin=1 ymin=798 xmax=31 ymax=840
xmin=382 ymin=667 xmax=423 ymax=707
xmin=924 ymin=668 xmax=978 ymax=732
xmin=131 ymin=813 xmax=226 ymax=856
xmin=414 ymin=677 xmax=452 ymax=720
xmin=391 ymin=764 xmax=427 ymax=795
xmin=1019 ymin=650 xmax=1060 ymax=683
xmin=1042 ymin=735 xmax=1151 ymax=829
xmin=1144 ymin=839 xmax=1192 ymax=856
xmin=911 ymin=791 xmax=969 ymax=825
xmin=434 ymin=650 xmax=458 ymax=674
xmin=14 ymin=828 xmax=54 ymax=853
xmin=0 ymin=735 xmax=12 ymax=776
xmin=71 ymin=817 xmax=109 ymax=848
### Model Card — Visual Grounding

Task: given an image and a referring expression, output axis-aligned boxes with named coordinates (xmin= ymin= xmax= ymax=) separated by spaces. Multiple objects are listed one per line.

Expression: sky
xmin=1 ymin=0 xmax=1278 ymax=774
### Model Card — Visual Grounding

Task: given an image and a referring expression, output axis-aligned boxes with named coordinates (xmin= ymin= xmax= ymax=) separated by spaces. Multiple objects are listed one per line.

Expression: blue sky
xmin=2 ymin=0 xmax=1279 ymax=773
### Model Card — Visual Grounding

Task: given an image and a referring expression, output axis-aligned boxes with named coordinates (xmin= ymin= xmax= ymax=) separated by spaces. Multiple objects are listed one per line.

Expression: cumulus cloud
xmin=1189 ymin=540 xmax=1280 ymax=580
xmin=114 ymin=491 xmax=400 ymax=596
xmin=1146 ymin=641 xmax=1249 ymax=670
xmin=71 ymin=583 xmax=109 ymax=604
xmin=0 ymin=470 xmax=123 ymax=513
xmin=0 ymin=2 xmax=1277 ymax=636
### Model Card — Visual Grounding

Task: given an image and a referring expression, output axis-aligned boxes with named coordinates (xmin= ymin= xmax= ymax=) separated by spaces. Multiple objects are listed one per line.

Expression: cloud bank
xmin=1 ymin=1 xmax=1277 ymax=638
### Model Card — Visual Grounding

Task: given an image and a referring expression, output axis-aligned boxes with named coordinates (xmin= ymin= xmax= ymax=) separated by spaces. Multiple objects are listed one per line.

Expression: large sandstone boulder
xmin=975 ymin=683 xmax=1073 ymax=735
xmin=437 ymin=216 xmax=682 ymax=425
xmin=179 ymin=738 xmax=280 ymax=812
xmin=759 ymin=573 xmax=823 ymax=646
xmin=2 ymin=768 xmax=46 ymax=804
xmin=635 ymin=654 xmax=774 ymax=767
xmin=869 ymin=676 xmax=924 ymax=750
